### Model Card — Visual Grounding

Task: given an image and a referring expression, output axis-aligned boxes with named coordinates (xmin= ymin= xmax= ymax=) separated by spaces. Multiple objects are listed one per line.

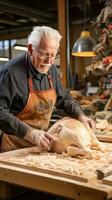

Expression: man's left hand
xmin=78 ymin=115 xmax=95 ymax=131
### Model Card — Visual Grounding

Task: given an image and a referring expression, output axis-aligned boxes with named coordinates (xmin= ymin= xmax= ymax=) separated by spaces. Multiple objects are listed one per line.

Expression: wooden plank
xmin=0 ymin=144 xmax=112 ymax=186
xmin=96 ymin=166 xmax=112 ymax=179
xmin=0 ymin=158 xmax=89 ymax=183
xmin=103 ymin=175 xmax=112 ymax=186
xmin=0 ymin=163 xmax=110 ymax=200
xmin=0 ymin=146 xmax=42 ymax=158
xmin=96 ymin=135 xmax=112 ymax=143
xmin=0 ymin=147 xmax=92 ymax=183
xmin=104 ymin=93 xmax=112 ymax=111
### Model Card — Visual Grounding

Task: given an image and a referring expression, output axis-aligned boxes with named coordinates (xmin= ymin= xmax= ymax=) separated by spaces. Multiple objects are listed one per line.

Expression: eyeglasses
xmin=34 ymin=48 xmax=60 ymax=60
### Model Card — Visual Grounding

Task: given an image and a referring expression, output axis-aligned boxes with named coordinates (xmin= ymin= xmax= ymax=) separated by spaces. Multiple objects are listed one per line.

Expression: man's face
xmin=28 ymin=37 xmax=59 ymax=74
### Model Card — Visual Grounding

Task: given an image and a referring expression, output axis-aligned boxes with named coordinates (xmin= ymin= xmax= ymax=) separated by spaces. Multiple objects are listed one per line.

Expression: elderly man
xmin=0 ymin=26 xmax=94 ymax=152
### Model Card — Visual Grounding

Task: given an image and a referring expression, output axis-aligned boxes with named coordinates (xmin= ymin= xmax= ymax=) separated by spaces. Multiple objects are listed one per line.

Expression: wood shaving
xmin=5 ymin=143 xmax=112 ymax=181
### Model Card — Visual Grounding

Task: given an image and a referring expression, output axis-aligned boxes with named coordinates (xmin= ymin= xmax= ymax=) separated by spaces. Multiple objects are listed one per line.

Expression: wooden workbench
xmin=0 ymin=145 xmax=112 ymax=200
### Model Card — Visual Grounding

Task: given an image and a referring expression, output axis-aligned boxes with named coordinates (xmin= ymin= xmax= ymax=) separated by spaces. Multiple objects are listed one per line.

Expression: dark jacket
xmin=0 ymin=53 xmax=83 ymax=138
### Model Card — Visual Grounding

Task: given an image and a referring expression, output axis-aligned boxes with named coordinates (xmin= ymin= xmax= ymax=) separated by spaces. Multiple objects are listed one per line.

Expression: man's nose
xmin=45 ymin=56 xmax=54 ymax=63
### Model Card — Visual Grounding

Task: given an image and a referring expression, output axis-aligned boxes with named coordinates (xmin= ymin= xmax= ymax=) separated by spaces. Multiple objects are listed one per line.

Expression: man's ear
xmin=27 ymin=44 xmax=33 ymax=56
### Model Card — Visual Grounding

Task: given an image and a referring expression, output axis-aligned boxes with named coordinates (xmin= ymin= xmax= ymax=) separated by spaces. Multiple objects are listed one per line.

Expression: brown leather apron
xmin=1 ymin=74 xmax=56 ymax=152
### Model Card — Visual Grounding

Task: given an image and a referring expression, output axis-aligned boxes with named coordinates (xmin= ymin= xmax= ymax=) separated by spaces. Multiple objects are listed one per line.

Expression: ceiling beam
xmin=0 ymin=0 xmax=56 ymax=23
xmin=0 ymin=26 xmax=34 ymax=40
xmin=0 ymin=19 xmax=18 ymax=26
xmin=0 ymin=31 xmax=30 ymax=40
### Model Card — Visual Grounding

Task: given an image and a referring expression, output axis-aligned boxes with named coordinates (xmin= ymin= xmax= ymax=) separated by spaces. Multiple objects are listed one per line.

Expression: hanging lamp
xmin=72 ymin=30 xmax=96 ymax=57
xmin=72 ymin=1 xmax=96 ymax=57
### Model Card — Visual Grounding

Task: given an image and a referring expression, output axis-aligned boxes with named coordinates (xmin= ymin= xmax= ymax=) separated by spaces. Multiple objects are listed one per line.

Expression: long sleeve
xmin=0 ymin=55 xmax=30 ymax=138
xmin=0 ymin=57 xmax=84 ymax=138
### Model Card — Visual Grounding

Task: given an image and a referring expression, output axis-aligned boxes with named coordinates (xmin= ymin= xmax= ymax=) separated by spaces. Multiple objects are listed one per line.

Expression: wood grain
xmin=103 ymin=175 xmax=112 ymax=186
xmin=96 ymin=135 xmax=112 ymax=143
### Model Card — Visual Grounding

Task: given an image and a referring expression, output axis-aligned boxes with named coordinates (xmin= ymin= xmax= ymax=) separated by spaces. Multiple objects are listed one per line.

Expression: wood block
xmin=103 ymin=175 xmax=112 ymax=186
xmin=96 ymin=135 xmax=112 ymax=143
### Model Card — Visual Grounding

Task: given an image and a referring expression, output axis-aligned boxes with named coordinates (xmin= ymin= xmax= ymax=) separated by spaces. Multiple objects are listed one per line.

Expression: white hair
xmin=28 ymin=26 xmax=62 ymax=48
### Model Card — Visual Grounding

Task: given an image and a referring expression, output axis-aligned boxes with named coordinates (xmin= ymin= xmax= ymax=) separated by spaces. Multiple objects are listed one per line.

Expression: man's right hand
xmin=24 ymin=129 xmax=55 ymax=151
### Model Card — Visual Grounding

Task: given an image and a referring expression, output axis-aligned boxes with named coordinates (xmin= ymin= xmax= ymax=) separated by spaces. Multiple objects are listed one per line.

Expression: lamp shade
xmin=72 ymin=31 xmax=96 ymax=57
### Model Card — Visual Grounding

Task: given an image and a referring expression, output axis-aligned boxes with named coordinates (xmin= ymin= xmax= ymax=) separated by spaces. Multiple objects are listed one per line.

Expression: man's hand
xmin=24 ymin=129 xmax=55 ymax=151
xmin=78 ymin=115 xmax=95 ymax=131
